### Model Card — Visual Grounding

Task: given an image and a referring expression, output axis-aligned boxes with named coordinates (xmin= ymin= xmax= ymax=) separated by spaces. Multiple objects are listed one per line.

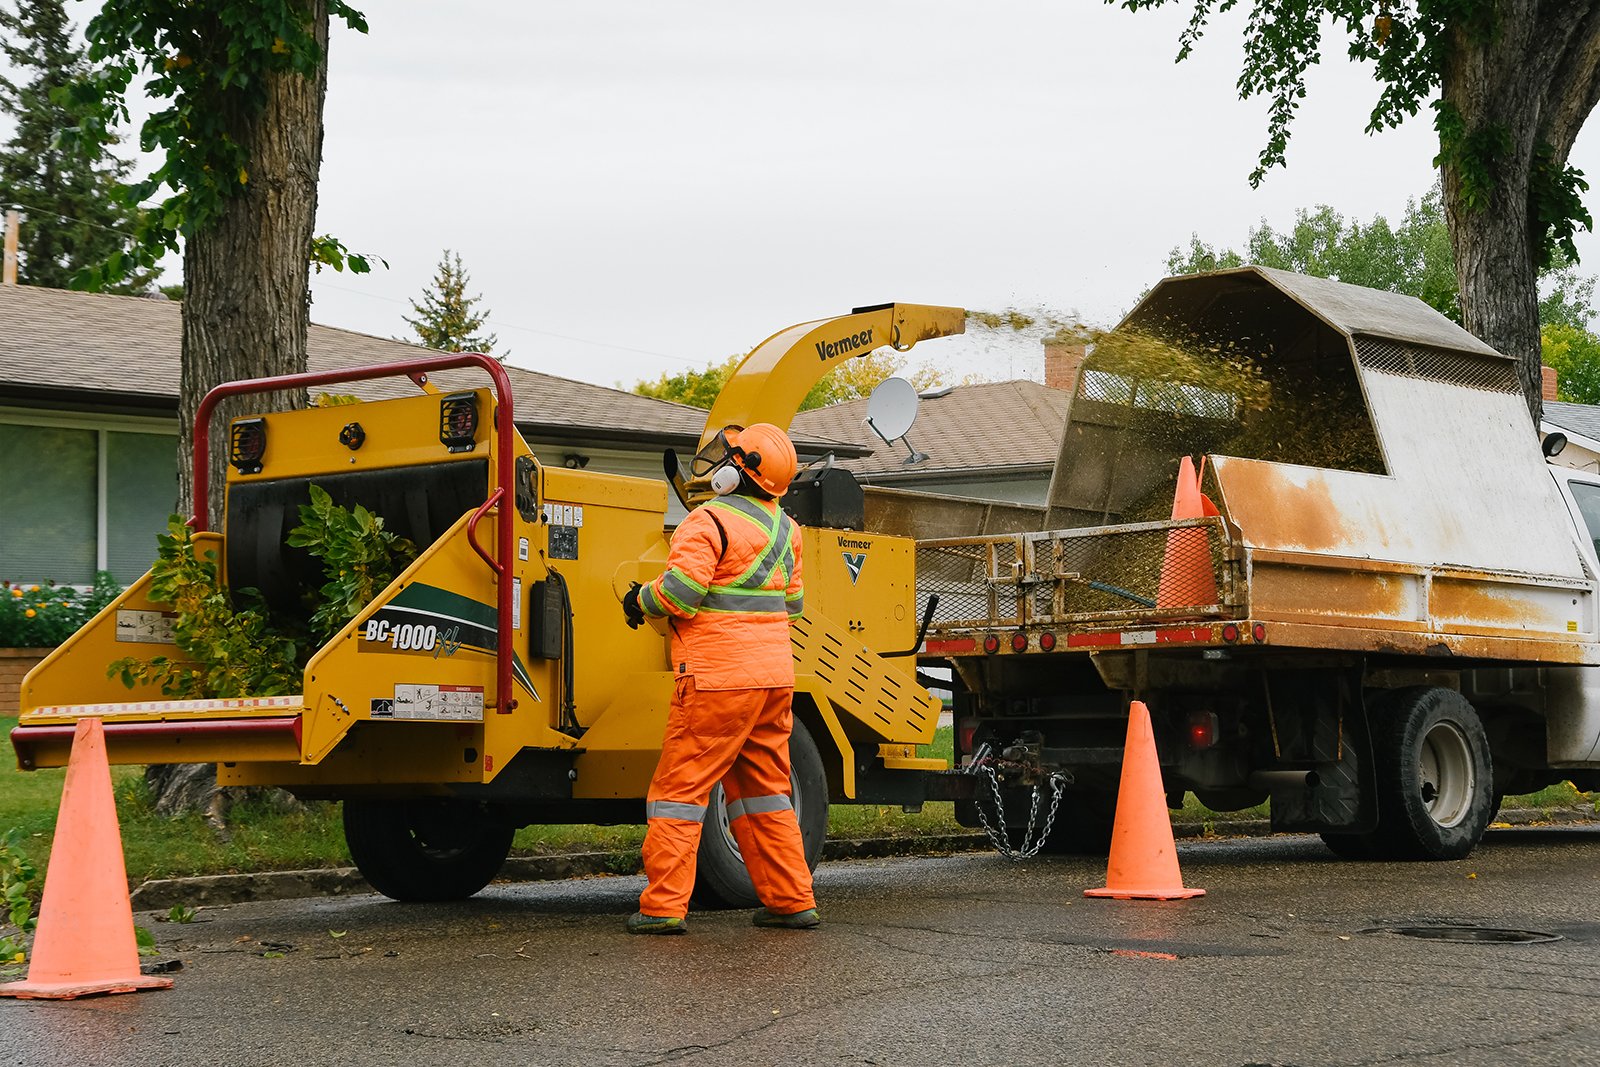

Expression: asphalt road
xmin=5 ymin=827 xmax=1600 ymax=1067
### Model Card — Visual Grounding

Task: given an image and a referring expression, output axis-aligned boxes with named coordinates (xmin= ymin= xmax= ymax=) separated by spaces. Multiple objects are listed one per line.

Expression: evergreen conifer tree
xmin=0 ymin=0 xmax=158 ymax=292
xmin=402 ymin=250 xmax=500 ymax=355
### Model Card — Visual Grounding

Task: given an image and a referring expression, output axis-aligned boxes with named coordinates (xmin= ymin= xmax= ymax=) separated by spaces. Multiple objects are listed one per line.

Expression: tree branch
xmin=1539 ymin=2 xmax=1600 ymax=163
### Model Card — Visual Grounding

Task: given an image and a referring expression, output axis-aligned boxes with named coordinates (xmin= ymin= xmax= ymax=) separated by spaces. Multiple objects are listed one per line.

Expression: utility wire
xmin=312 ymin=277 xmax=709 ymax=366
xmin=4 ymin=199 xmax=142 ymax=241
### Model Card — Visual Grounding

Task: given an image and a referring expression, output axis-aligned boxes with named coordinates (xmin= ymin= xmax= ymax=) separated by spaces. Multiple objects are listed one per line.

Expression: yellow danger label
xmin=1569 ymin=620 xmax=1579 ymax=632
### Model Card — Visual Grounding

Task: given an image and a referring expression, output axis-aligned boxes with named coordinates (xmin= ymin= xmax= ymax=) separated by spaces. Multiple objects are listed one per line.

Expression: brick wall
xmin=0 ymin=648 xmax=50 ymax=717
xmin=1543 ymin=364 xmax=1559 ymax=401
xmin=1044 ymin=342 xmax=1087 ymax=392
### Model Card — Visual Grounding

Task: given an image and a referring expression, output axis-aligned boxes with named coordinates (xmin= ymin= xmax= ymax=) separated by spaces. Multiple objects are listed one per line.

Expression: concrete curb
xmin=127 ymin=807 xmax=1598 ymax=911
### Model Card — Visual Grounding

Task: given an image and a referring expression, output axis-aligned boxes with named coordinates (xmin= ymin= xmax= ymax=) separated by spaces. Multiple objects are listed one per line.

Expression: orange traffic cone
xmin=1085 ymin=701 xmax=1205 ymax=900
xmin=0 ymin=718 xmax=173 ymax=1000
xmin=1156 ymin=455 xmax=1220 ymax=608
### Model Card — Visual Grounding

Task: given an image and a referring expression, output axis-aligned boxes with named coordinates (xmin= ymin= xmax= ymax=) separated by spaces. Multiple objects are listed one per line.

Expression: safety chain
xmin=969 ymin=761 xmax=1071 ymax=861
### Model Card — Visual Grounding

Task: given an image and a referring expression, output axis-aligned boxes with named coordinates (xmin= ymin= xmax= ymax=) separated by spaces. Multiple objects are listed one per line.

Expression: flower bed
xmin=0 ymin=575 xmax=121 ymax=715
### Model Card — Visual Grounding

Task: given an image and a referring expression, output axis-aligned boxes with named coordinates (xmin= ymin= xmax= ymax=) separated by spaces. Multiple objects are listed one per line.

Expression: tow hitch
xmin=966 ymin=732 xmax=1074 ymax=860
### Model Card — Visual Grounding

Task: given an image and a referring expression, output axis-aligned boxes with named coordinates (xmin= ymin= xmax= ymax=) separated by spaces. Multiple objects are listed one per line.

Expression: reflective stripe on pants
xmin=725 ymin=794 xmax=792 ymax=821
xmin=639 ymin=678 xmax=816 ymax=919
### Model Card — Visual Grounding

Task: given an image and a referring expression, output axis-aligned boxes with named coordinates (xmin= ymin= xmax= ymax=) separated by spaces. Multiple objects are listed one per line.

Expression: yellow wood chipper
xmin=10 ymin=303 xmax=967 ymax=905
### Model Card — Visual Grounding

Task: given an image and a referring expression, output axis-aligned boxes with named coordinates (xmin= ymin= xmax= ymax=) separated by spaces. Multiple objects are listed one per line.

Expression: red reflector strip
xmin=1068 ymin=627 xmax=1216 ymax=649
xmin=11 ymin=716 xmax=302 ymax=747
xmin=1156 ymin=627 xmax=1215 ymax=644
xmin=924 ymin=638 xmax=976 ymax=654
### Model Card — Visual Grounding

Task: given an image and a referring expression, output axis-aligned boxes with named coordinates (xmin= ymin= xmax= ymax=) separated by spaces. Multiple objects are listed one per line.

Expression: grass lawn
xmin=2 ymin=716 xmax=1594 ymax=889
xmin=0 ymin=719 xmax=966 ymax=886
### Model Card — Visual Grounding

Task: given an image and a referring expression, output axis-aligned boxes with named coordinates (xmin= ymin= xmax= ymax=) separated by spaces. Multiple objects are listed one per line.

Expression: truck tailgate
xmin=916 ymin=515 xmax=1242 ymax=636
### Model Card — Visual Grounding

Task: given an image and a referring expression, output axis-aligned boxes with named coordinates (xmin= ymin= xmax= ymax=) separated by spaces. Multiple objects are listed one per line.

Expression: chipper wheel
xmin=344 ymin=798 xmax=515 ymax=902
xmin=691 ymin=718 xmax=829 ymax=908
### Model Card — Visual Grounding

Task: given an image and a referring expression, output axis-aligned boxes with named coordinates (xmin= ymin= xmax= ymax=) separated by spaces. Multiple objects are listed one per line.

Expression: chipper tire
xmin=691 ymin=717 xmax=828 ymax=909
xmin=344 ymin=798 xmax=514 ymax=902
xmin=1366 ymin=687 xmax=1495 ymax=861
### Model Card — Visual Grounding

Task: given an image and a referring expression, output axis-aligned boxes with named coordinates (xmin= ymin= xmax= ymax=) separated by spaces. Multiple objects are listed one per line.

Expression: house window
xmin=0 ymin=412 xmax=179 ymax=585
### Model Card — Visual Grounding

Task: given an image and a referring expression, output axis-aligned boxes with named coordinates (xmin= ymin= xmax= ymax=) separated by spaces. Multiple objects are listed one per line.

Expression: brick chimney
xmin=1542 ymin=364 xmax=1559 ymax=401
xmin=1044 ymin=341 xmax=1087 ymax=392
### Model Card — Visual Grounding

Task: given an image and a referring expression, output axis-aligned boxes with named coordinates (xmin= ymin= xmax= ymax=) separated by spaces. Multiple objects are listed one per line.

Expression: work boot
xmin=627 ymin=912 xmax=688 ymax=935
xmin=752 ymin=907 xmax=821 ymax=929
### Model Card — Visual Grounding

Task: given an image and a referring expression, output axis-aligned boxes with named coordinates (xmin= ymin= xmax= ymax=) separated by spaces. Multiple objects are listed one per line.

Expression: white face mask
xmin=709 ymin=463 xmax=742 ymax=496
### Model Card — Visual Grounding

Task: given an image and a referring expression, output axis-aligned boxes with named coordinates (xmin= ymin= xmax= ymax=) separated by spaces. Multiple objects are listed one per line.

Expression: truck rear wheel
xmin=344 ymin=798 xmax=514 ymax=902
xmin=691 ymin=718 xmax=828 ymax=909
xmin=1368 ymin=687 xmax=1494 ymax=861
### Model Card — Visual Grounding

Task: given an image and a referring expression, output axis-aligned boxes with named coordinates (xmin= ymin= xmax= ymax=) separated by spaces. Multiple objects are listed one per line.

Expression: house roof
xmin=0 ymin=283 xmax=855 ymax=454
xmin=1543 ymin=400 xmax=1600 ymax=450
xmin=790 ymin=379 xmax=1069 ymax=480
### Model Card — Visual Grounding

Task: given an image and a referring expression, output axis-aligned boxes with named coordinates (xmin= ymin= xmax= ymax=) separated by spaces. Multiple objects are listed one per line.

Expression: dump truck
xmin=915 ymin=267 xmax=1600 ymax=861
xmin=9 ymin=303 xmax=967 ymax=904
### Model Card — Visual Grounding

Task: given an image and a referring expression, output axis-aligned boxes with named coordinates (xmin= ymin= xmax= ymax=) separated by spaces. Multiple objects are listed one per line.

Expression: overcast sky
xmin=17 ymin=2 xmax=1600 ymax=389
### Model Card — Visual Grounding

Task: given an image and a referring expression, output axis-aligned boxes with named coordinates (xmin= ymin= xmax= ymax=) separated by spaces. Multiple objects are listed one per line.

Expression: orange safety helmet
xmin=726 ymin=423 xmax=798 ymax=497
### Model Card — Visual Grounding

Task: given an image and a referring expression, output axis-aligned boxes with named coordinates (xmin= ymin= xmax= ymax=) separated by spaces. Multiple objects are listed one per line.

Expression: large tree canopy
xmin=1116 ymin=0 xmax=1600 ymax=422
xmin=1168 ymin=185 xmax=1599 ymax=330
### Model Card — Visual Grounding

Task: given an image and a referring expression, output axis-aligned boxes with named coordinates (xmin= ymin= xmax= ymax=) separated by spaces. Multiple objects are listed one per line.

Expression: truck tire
xmin=344 ymin=798 xmax=514 ymax=902
xmin=691 ymin=718 xmax=829 ymax=909
xmin=1368 ymin=687 xmax=1494 ymax=861
xmin=1318 ymin=831 xmax=1380 ymax=860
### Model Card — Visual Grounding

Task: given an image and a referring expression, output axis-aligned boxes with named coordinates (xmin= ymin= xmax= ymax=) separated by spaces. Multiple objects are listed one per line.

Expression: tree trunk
xmin=157 ymin=0 xmax=331 ymax=818
xmin=1440 ymin=2 xmax=1600 ymax=426
xmin=176 ymin=1 xmax=328 ymax=526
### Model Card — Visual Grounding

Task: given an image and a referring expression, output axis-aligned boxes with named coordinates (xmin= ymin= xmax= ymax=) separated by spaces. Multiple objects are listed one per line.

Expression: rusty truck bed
xmin=916 ymin=515 xmax=1600 ymax=665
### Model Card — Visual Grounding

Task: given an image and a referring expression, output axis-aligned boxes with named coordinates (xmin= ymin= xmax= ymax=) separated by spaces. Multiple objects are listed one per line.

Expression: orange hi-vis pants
xmin=639 ymin=677 xmax=816 ymax=919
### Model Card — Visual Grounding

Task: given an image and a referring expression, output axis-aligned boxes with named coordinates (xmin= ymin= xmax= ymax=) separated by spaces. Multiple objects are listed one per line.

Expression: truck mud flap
xmin=1263 ymin=668 xmax=1376 ymax=833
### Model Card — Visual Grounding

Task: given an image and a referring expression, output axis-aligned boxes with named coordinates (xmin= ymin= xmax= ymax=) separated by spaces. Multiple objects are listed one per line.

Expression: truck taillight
xmin=982 ymin=634 xmax=1000 ymax=654
xmin=229 ymin=417 xmax=266 ymax=474
xmin=958 ymin=717 xmax=978 ymax=755
xmin=1187 ymin=710 xmax=1218 ymax=749
xmin=440 ymin=392 xmax=479 ymax=453
xmin=1010 ymin=632 xmax=1029 ymax=653
xmin=1252 ymin=622 xmax=1267 ymax=643
xmin=1221 ymin=622 xmax=1240 ymax=643
xmin=1039 ymin=631 xmax=1056 ymax=651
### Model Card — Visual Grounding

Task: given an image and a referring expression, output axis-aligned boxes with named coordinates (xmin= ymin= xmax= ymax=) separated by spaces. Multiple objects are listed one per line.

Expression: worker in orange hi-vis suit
xmin=620 ymin=422 xmax=817 ymax=935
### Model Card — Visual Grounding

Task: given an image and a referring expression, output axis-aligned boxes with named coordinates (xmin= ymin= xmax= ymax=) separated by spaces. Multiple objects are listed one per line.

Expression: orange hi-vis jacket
xmin=637 ymin=494 xmax=804 ymax=690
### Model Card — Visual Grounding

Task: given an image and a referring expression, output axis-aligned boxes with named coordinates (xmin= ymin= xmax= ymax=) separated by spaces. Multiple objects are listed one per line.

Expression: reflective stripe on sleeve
xmin=658 ymin=568 xmax=707 ymax=614
xmin=647 ymin=800 xmax=708 ymax=822
xmin=785 ymin=593 xmax=804 ymax=617
xmin=725 ymin=794 xmax=794 ymax=821
xmin=638 ymin=582 xmax=668 ymax=617
xmin=699 ymin=587 xmax=788 ymax=613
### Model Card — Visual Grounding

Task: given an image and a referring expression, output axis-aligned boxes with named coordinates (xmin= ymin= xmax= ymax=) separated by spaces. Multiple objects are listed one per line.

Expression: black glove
xmin=622 ymin=582 xmax=645 ymax=629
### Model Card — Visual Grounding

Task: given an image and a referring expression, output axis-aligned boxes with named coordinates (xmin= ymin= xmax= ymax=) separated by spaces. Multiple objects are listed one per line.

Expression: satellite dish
xmin=866 ymin=376 xmax=920 ymax=443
